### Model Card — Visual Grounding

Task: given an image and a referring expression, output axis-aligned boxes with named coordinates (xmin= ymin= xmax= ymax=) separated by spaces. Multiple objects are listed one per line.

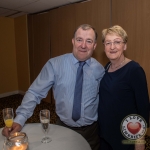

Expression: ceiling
xmin=0 ymin=0 xmax=89 ymax=18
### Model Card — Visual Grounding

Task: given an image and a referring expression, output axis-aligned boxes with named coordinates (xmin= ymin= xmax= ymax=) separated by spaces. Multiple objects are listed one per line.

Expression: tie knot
xmin=79 ymin=61 xmax=86 ymax=67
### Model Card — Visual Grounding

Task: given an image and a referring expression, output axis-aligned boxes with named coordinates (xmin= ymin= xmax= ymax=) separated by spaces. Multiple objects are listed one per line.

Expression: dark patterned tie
xmin=72 ymin=61 xmax=86 ymax=122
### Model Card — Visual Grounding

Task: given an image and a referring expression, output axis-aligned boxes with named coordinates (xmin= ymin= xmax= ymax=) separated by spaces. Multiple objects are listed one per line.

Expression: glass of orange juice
xmin=3 ymin=108 xmax=14 ymax=129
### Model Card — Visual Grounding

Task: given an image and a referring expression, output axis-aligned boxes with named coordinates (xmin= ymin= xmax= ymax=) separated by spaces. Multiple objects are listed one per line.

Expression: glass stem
xmin=3 ymin=137 xmax=6 ymax=150
xmin=44 ymin=130 xmax=47 ymax=138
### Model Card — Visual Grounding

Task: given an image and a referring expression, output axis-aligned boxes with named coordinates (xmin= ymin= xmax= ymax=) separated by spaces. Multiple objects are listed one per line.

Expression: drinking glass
xmin=3 ymin=108 xmax=14 ymax=129
xmin=40 ymin=109 xmax=52 ymax=143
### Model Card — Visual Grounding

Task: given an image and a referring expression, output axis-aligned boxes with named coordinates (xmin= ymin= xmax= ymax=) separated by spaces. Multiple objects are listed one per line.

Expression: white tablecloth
xmin=0 ymin=123 xmax=91 ymax=150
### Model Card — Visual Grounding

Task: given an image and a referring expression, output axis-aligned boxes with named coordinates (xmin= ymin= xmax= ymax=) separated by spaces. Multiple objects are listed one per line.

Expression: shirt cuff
xmin=14 ymin=115 xmax=27 ymax=127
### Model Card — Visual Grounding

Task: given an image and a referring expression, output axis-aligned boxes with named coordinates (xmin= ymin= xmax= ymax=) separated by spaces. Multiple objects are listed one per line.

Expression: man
xmin=2 ymin=24 xmax=105 ymax=150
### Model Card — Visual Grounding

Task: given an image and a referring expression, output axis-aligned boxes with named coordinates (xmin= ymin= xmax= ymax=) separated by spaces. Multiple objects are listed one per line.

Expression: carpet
xmin=0 ymin=94 xmax=57 ymax=128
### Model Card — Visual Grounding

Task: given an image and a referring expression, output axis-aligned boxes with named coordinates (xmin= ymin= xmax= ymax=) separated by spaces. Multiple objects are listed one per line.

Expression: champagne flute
xmin=3 ymin=108 xmax=14 ymax=130
xmin=40 ymin=109 xmax=52 ymax=143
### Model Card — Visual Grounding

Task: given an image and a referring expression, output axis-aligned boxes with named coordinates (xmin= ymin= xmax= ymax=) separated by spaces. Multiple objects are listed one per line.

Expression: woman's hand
xmin=135 ymin=137 xmax=145 ymax=150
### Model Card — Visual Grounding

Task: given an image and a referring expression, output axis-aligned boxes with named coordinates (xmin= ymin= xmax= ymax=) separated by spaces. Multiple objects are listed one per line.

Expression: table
xmin=0 ymin=123 xmax=91 ymax=150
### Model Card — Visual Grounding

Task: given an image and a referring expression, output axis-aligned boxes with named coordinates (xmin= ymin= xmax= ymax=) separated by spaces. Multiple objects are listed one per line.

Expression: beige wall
xmin=1 ymin=0 xmax=150 ymax=96
xmin=0 ymin=17 xmax=18 ymax=94
xmin=0 ymin=16 xmax=30 ymax=95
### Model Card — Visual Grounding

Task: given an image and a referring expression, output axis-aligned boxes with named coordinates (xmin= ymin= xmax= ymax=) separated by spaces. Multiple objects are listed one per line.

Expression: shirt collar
xmin=71 ymin=53 xmax=91 ymax=66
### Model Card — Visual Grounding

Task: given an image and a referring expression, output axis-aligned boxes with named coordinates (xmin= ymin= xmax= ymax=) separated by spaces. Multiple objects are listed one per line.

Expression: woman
xmin=98 ymin=25 xmax=149 ymax=150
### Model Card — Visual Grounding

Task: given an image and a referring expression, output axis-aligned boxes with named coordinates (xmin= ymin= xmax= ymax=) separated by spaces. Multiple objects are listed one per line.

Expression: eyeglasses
xmin=104 ymin=41 xmax=125 ymax=47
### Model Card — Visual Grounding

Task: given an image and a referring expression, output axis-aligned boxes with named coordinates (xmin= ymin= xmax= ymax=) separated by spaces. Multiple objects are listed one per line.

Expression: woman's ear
xmin=124 ymin=44 xmax=127 ymax=50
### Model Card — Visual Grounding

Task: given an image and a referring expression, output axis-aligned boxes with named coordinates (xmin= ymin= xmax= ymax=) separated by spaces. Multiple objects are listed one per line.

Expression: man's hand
xmin=2 ymin=122 xmax=22 ymax=138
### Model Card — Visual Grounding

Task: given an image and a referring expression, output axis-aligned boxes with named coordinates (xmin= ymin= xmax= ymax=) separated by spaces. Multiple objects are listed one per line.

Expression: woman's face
xmin=104 ymin=34 xmax=127 ymax=61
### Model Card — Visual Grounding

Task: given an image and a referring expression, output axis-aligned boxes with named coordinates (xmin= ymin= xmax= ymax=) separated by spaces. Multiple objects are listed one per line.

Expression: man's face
xmin=72 ymin=28 xmax=97 ymax=61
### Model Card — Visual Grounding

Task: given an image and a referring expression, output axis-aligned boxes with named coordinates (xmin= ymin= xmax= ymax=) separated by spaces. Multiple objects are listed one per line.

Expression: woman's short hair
xmin=102 ymin=25 xmax=128 ymax=43
xmin=73 ymin=24 xmax=98 ymax=42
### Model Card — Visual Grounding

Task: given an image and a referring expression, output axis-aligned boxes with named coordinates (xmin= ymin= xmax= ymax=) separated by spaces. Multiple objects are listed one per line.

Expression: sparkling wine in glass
xmin=3 ymin=108 xmax=14 ymax=129
xmin=40 ymin=109 xmax=52 ymax=143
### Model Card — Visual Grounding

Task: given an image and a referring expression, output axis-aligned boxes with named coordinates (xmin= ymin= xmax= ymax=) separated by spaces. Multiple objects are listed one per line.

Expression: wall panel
xmin=28 ymin=12 xmax=51 ymax=103
xmin=49 ymin=4 xmax=76 ymax=57
xmin=15 ymin=15 xmax=30 ymax=92
xmin=112 ymin=0 xmax=150 ymax=94
xmin=75 ymin=0 xmax=110 ymax=65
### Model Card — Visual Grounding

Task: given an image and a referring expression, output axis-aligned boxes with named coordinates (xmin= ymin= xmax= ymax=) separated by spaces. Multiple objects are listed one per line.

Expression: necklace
xmin=110 ymin=57 xmax=126 ymax=70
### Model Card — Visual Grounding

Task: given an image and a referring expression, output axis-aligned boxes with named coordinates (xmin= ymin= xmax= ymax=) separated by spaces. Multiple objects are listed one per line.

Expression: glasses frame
xmin=103 ymin=41 xmax=125 ymax=47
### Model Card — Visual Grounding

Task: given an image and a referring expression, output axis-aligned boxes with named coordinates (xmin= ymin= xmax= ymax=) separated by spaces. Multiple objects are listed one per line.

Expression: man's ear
xmin=93 ymin=42 xmax=97 ymax=50
xmin=72 ymin=38 xmax=75 ymax=45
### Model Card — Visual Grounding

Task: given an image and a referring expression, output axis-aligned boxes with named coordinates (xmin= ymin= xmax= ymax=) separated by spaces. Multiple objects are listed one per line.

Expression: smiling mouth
xmin=110 ymin=51 xmax=117 ymax=54
xmin=79 ymin=50 xmax=87 ymax=52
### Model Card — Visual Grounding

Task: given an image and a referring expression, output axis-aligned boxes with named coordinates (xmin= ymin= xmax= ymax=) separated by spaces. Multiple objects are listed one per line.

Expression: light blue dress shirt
xmin=14 ymin=53 xmax=105 ymax=127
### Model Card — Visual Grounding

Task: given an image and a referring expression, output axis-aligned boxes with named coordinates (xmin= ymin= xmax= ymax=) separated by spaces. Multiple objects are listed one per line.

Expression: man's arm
xmin=2 ymin=60 xmax=55 ymax=137
xmin=15 ymin=60 xmax=55 ymax=126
